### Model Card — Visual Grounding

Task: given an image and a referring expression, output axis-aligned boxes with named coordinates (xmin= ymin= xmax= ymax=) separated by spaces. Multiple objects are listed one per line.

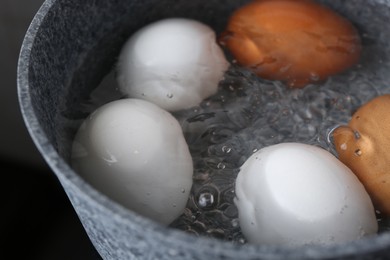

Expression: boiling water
xmin=67 ymin=18 xmax=390 ymax=243
xmin=80 ymin=56 xmax=390 ymax=243
xmin=170 ymin=64 xmax=390 ymax=243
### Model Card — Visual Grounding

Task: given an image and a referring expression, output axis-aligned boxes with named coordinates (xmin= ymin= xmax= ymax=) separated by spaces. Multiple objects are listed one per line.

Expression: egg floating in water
xmin=219 ymin=0 xmax=362 ymax=88
xmin=234 ymin=143 xmax=378 ymax=246
xmin=71 ymin=99 xmax=193 ymax=225
xmin=333 ymin=94 xmax=390 ymax=216
xmin=117 ymin=18 xmax=230 ymax=111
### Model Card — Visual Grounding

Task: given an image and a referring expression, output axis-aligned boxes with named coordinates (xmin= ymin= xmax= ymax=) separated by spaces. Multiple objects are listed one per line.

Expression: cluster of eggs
xmin=71 ymin=18 xmax=229 ymax=225
xmin=71 ymin=0 xmax=389 ymax=247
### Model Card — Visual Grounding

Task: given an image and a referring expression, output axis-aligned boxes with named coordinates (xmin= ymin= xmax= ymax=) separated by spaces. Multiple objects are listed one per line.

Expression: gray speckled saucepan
xmin=17 ymin=0 xmax=390 ymax=259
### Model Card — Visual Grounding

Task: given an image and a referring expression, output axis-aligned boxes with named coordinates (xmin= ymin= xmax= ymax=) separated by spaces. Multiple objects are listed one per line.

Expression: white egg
xmin=71 ymin=99 xmax=193 ymax=225
xmin=117 ymin=18 xmax=229 ymax=111
xmin=235 ymin=143 xmax=378 ymax=246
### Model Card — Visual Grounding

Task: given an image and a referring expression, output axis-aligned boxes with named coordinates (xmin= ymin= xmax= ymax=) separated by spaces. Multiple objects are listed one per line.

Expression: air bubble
xmin=224 ymin=205 xmax=238 ymax=218
xmin=222 ymin=146 xmax=232 ymax=154
xmin=217 ymin=162 xmax=226 ymax=169
xmin=238 ymin=238 xmax=246 ymax=244
xmin=197 ymin=193 xmax=215 ymax=208
xmin=206 ymin=228 xmax=225 ymax=239
xmin=231 ymin=219 xmax=239 ymax=228
xmin=310 ymin=72 xmax=320 ymax=81
xmin=354 ymin=130 xmax=361 ymax=139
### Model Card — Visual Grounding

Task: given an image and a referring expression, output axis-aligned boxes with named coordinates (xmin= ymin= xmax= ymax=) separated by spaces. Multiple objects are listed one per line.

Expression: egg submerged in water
xmin=234 ymin=143 xmax=377 ymax=246
xmin=333 ymin=94 xmax=390 ymax=216
xmin=71 ymin=99 xmax=193 ymax=225
xmin=220 ymin=0 xmax=361 ymax=88
xmin=117 ymin=18 xmax=230 ymax=111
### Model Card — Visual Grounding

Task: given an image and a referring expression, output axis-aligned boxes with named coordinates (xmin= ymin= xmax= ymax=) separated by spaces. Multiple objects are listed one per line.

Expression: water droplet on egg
xmin=354 ymin=149 xmax=362 ymax=156
xmin=353 ymin=130 xmax=361 ymax=139
xmin=359 ymin=227 xmax=367 ymax=238
xmin=103 ymin=154 xmax=118 ymax=164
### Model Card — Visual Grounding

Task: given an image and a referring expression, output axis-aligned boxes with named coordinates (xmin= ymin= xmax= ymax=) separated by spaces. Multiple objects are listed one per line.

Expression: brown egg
xmin=333 ymin=94 xmax=390 ymax=216
xmin=220 ymin=0 xmax=362 ymax=88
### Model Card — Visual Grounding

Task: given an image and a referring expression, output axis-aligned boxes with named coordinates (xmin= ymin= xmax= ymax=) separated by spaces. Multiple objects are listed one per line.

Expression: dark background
xmin=1 ymin=0 xmax=101 ymax=258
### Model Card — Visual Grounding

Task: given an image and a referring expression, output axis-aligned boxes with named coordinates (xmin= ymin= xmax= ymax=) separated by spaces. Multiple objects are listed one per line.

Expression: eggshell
xmin=235 ymin=143 xmax=377 ymax=246
xmin=117 ymin=18 xmax=229 ymax=111
xmin=220 ymin=0 xmax=361 ymax=88
xmin=71 ymin=99 xmax=193 ymax=225
xmin=333 ymin=94 xmax=390 ymax=216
